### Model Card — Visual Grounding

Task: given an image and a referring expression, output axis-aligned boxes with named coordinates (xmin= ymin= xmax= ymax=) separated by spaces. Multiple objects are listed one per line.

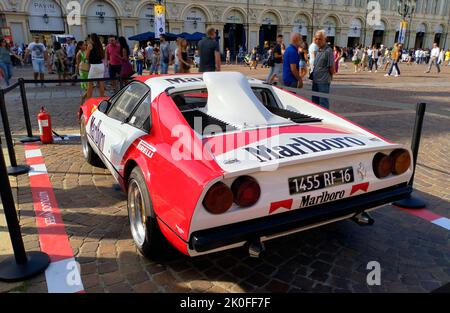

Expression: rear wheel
xmin=127 ymin=167 xmax=164 ymax=258
xmin=80 ymin=117 xmax=103 ymax=167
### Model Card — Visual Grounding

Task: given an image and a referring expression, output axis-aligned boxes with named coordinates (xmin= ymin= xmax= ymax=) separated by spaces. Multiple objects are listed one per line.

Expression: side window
xmin=107 ymin=83 xmax=149 ymax=121
xmin=128 ymin=94 xmax=151 ymax=132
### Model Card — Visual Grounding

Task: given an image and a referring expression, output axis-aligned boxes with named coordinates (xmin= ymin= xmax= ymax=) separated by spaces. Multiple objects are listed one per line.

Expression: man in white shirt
xmin=425 ymin=43 xmax=441 ymax=74
xmin=308 ymin=40 xmax=319 ymax=73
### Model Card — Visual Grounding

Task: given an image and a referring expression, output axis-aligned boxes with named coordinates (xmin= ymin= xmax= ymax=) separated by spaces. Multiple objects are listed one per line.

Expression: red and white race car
xmin=78 ymin=72 xmax=413 ymax=258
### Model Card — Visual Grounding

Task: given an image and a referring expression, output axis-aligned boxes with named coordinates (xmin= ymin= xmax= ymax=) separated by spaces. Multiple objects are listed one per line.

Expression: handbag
xmin=120 ymin=60 xmax=134 ymax=77
xmin=79 ymin=61 xmax=90 ymax=72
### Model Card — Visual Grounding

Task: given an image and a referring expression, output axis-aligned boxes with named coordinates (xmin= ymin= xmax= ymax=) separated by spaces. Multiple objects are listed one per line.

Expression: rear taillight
xmin=231 ymin=176 xmax=261 ymax=207
xmin=202 ymin=182 xmax=233 ymax=214
xmin=390 ymin=149 xmax=411 ymax=175
xmin=372 ymin=153 xmax=393 ymax=178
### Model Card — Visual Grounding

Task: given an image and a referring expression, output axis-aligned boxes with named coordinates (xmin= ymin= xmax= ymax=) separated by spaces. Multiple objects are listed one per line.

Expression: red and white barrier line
xmin=24 ymin=143 xmax=84 ymax=293
xmin=396 ymin=206 xmax=450 ymax=231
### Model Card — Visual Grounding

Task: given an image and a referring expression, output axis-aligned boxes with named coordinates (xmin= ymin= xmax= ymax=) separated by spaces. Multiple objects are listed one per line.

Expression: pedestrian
xmin=26 ymin=35 xmax=47 ymax=87
xmin=311 ymin=30 xmax=335 ymax=109
xmin=54 ymin=41 xmax=69 ymax=85
xmin=149 ymin=47 xmax=160 ymax=74
xmin=226 ymin=48 xmax=231 ymax=65
xmin=333 ymin=45 xmax=341 ymax=74
xmin=118 ymin=36 xmax=132 ymax=79
xmin=266 ymin=34 xmax=284 ymax=84
xmin=385 ymin=43 xmax=401 ymax=77
xmin=299 ymin=42 xmax=309 ymax=78
xmin=369 ymin=45 xmax=379 ymax=72
xmin=445 ymin=49 xmax=450 ymax=66
xmin=352 ymin=44 xmax=362 ymax=72
xmin=105 ymin=35 xmax=122 ymax=91
xmin=133 ymin=43 xmax=145 ymax=75
xmin=198 ymin=28 xmax=221 ymax=72
xmin=177 ymin=39 xmax=191 ymax=73
xmin=86 ymin=33 xmax=105 ymax=99
xmin=425 ymin=43 xmax=441 ymax=74
xmin=75 ymin=41 xmax=89 ymax=103
xmin=250 ymin=47 xmax=258 ymax=69
xmin=360 ymin=47 xmax=368 ymax=71
xmin=145 ymin=41 xmax=153 ymax=70
xmin=0 ymin=39 xmax=13 ymax=86
xmin=159 ymin=34 xmax=172 ymax=74
xmin=282 ymin=32 xmax=302 ymax=88
xmin=66 ymin=39 xmax=76 ymax=76
xmin=438 ymin=48 xmax=445 ymax=65
xmin=308 ymin=36 xmax=319 ymax=74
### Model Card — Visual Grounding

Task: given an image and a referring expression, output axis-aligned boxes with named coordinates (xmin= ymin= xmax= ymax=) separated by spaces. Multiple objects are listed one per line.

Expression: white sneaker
xmin=384 ymin=74 xmax=390 ymax=77
xmin=375 ymin=70 xmax=378 ymax=73
xmin=394 ymin=74 xmax=399 ymax=77
xmin=369 ymin=70 xmax=372 ymax=73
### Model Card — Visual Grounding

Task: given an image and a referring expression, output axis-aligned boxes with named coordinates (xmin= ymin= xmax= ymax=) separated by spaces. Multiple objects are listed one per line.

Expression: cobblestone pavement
xmin=0 ymin=63 xmax=449 ymax=293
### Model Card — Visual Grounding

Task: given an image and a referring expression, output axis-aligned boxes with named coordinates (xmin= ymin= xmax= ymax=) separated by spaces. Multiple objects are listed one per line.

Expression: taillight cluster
xmin=202 ymin=176 xmax=261 ymax=214
xmin=372 ymin=149 xmax=411 ymax=179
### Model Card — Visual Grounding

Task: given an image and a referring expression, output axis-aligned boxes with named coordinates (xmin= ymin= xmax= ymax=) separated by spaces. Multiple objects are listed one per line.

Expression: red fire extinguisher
xmin=38 ymin=106 xmax=53 ymax=144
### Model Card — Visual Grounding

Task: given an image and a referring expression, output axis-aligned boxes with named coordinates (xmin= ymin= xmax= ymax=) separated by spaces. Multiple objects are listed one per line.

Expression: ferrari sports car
xmin=78 ymin=72 xmax=413 ymax=258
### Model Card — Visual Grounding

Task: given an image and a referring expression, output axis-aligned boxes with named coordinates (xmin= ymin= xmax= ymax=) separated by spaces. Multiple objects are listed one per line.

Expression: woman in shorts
xmin=86 ymin=33 xmax=105 ymax=98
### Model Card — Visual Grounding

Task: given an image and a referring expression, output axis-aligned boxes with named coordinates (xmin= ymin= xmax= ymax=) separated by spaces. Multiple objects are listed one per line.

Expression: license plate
xmin=288 ymin=166 xmax=355 ymax=195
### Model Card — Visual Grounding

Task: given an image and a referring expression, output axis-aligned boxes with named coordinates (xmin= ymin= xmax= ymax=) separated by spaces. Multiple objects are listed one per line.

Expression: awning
xmin=128 ymin=32 xmax=182 ymax=42
xmin=128 ymin=31 xmax=155 ymax=41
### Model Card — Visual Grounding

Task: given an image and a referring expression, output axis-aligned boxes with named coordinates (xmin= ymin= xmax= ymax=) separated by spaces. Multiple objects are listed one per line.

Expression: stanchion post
xmin=0 ymin=89 xmax=30 ymax=176
xmin=0 ymin=139 xmax=50 ymax=282
xmin=18 ymin=79 xmax=40 ymax=143
xmin=393 ymin=102 xmax=427 ymax=209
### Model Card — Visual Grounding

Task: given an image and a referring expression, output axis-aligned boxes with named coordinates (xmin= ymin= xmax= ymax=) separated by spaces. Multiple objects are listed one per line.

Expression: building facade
xmin=1 ymin=0 xmax=449 ymax=52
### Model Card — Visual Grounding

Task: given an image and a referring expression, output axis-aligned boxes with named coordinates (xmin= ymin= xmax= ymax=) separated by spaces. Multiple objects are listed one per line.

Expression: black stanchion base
xmin=19 ymin=136 xmax=41 ymax=143
xmin=0 ymin=251 xmax=50 ymax=282
xmin=393 ymin=193 xmax=427 ymax=209
xmin=7 ymin=165 xmax=30 ymax=176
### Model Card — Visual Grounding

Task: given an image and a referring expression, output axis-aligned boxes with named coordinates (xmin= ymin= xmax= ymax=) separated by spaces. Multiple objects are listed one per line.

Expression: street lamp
xmin=397 ymin=0 xmax=416 ymax=20
xmin=43 ymin=14 xmax=49 ymax=24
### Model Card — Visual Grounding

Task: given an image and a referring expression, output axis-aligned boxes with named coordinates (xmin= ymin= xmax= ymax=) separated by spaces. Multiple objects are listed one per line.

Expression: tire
xmin=80 ymin=117 xmax=103 ymax=167
xmin=127 ymin=166 xmax=164 ymax=259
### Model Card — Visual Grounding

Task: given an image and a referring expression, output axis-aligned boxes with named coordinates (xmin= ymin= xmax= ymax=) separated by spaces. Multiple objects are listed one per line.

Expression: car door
xmin=87 ymin=82 xmax=150 ymax=180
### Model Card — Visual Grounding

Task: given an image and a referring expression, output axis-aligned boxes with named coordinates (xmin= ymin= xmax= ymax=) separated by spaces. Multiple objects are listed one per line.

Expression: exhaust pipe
xmin=248 ymin=238 xmax=265 ymax=258
xmin=352 ymin=212 xmax=375 ymax=226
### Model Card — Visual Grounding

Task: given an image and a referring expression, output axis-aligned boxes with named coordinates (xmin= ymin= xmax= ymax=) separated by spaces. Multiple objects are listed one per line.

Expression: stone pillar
xmin=279 ymin=26 xmax=293 ymax=46
xmin=337 ymin=29 xmax=347 ymax=47
xmin=249 ymin=24 xmax=261 ymax=52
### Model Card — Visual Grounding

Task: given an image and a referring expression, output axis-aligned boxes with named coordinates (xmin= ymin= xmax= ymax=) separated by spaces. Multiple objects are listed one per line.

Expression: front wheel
xmin=127 ymin=167 xmax=164 ymax=258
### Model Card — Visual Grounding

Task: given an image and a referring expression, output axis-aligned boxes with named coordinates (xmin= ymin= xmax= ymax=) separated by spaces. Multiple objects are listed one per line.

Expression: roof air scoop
xmin=203 ymin=72 xmax=288 ymax=129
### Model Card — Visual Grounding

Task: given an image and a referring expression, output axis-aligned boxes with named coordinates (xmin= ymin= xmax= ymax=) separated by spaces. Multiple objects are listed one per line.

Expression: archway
xmin=138 ymin=3 xmax=155 ymax=34
xmin=372 ymin=20 xmax=386 ymax=47
xmin=86 ymin=1 xmax=118 ymax=42
xmin=347 ymin=18 xmax=363 ymax=47
xmin=293 ymin=14 xmax=309 ymax=43
xmin=183 ymin=7 xmax=207 ymax=34
xmin=259 ymin=11 xmax=279 ymax=52
xmin=223 ymin=9 xmax=246 ymax=60
xmin=28 ymin=0 xmax=65 ymax=35
xmin=414 ymin=23 xmax=427 ymax=49
xmin=323 ymin=16 xmax=338 ymax=46
xmin=434 ymin=24 xmax=444 ymax=46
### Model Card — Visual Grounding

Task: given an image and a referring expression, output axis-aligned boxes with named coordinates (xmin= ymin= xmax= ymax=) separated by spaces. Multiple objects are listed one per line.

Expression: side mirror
xmin=98 ymin=100 xmax=111 ymax=113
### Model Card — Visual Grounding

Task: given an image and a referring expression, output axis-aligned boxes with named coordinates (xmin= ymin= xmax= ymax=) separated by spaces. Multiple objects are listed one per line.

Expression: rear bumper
xmin=189 ymin=184 xmax=412 ymax=253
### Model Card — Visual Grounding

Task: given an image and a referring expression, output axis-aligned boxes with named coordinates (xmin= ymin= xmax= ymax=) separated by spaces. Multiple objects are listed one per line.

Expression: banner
xmin=398 ymin=20 xmax=408 ymax=44
xmin=154 ymin=4 xmax=165 ymax=38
